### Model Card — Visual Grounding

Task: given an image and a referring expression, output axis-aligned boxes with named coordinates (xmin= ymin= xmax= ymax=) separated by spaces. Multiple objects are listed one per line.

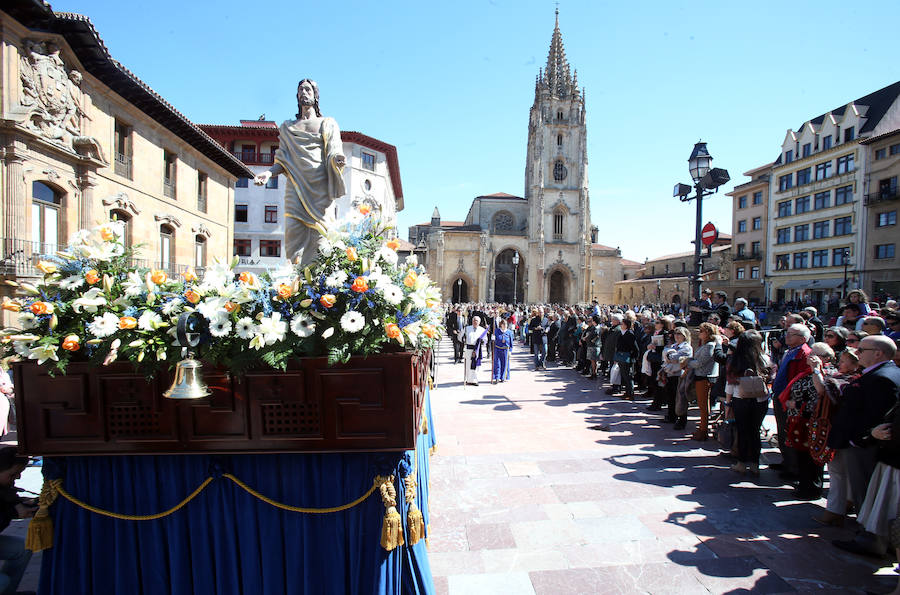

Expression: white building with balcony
xmin=199 ymin=120 xmax=404 ymax=274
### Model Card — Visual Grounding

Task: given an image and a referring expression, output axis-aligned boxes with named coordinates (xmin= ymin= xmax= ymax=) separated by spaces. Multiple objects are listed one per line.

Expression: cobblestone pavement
xmin=428 ymin=338 xmax=896 ymax=594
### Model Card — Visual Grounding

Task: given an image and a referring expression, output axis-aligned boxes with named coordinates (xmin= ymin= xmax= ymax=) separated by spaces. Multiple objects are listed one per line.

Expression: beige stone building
xmin=0 ymin=4 xmax=251 ymax=306
xmin=725 ymin=164 xmax=771 ymax=305
xmin=859 ymin=129 xmax=900 ymax=299
xmin=613 ymin=239 xmax=731 ymax=306
xmin=766 ymin=81 xmax=900 ymax=309
xmin=414 ymin=13 xmax=637 ymax=305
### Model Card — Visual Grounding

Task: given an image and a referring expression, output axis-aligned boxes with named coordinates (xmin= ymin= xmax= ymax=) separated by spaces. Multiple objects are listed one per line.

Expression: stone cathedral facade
xmin=415 ymin=12 xmax=639 ymax=304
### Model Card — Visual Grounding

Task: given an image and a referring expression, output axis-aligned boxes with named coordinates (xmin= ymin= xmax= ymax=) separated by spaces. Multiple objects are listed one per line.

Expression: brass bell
xmin=163 ymin=311 xmax=210 ymax=400
xmin=163 ymin=357 xmax=211 ymax=400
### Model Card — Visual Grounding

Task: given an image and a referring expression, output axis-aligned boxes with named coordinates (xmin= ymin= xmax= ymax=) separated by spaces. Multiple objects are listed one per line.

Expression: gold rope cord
xmin=52 ymin=475 xmax=381 ymax=520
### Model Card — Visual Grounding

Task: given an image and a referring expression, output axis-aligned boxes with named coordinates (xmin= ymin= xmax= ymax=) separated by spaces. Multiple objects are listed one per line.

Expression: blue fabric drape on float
xmin=37 ymin=390 xmax=436 ymax=595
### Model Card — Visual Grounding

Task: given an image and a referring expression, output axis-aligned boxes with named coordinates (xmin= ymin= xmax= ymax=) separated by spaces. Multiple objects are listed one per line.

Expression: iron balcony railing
xmin=864 ymin=187 xmax=899 ymax=206
xmin=734 ymin=251 xmax=763 ymax=261
xmin=232 ymin=151 xmax=275 ymax=166
xmin=114 ymin=152 xmax=132 ymax=179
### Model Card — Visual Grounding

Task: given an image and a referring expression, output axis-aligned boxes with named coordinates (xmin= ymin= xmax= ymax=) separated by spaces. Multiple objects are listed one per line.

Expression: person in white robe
xmin=463 ymin=316 xmax=489 ymax=385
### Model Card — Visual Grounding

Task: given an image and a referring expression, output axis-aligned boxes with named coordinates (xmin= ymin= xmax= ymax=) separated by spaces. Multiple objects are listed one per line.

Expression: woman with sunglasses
xmin=823 ymin=327 xmax=849 ymax=358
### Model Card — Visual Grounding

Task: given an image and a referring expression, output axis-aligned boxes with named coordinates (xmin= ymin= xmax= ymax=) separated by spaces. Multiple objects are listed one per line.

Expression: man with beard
xmin=255 ymin=79 xmax=346 ymax=267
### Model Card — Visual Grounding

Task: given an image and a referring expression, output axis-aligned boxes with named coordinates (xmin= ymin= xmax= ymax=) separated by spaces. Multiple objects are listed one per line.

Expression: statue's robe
xmin=274 ymin=117 xmax=345 ymax=266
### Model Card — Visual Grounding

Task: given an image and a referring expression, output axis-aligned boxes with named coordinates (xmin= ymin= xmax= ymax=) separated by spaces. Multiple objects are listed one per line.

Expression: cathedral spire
xmin=544 ymin=8 xmax=573 ymax=98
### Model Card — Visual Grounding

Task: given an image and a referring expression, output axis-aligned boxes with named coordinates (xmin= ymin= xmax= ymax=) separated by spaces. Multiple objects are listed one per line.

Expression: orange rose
xmin=1 ymin=298 xmax=21 ymax=312
xmin=118 ymin=316 xmax=138 ymax=330
xmin=350 ymin=277 xmax=369 ymax=293
xmin=277 ymin=284 xmax=293 ymax=299
xmin=224 ymin=301 xmax=239 ymax=313
xmin=319 ymin=294 xmax=336 ymax=308
xmin=150 ymin=269 xmax=168 ymax=284
xmin=386 ymin=239 xmax=399 ymax=251
xmin=359 ymin=205 xmax=371 ymax=215
xmin=345 ymin=247 xmax=358 ymax=262
xmin=385 ymin=323 xmax=401 ymax=339
xmin=239 ymin=271 xmax=257 ymax=286
xmin=422 ymin=324 xmax=436 ymax=338
xmin=100 ymin=226 xmax=115 ymax=241
xmin=184 ymin=289 xmax=201 ymax=304
xmin=30 ymin=301 xmax=53 ymax=315
xmin=182 ymin=268 xmax=198 ymax=283
xmin=62 ymin=335 xmax=81 ymax=351
xmin=85 ymin=269 xmax=100 ymax=285
xmin=403 ymin=271 xmax=417 ymax=288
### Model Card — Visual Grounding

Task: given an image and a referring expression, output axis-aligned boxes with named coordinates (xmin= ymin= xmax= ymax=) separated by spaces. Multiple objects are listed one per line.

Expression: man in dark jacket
xmin=446 ymin=307 xmax=463 ymax=363
xmin=546 ymin=314 xmax=561 ymax=363
xmin=831 ymin=335 xmax=900 ymax=557
xmin=603 ymin=315 xmax=623 ymax=394
xmin=0 ymin=447 xmax=35 ymax=595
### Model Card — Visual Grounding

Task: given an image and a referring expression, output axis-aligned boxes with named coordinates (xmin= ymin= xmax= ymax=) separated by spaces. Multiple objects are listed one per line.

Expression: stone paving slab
xmin=427 ymin=339 xmax=895 ymax=594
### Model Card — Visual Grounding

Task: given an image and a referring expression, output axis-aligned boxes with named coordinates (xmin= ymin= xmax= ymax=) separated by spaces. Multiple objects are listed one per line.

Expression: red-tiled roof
xmin=591 ymin=243 xmax=617 ymax=251
xmin=621 ymin=259 xmax=643 ymax=266
xmin=394 ymin=238 xmax=416 ymax=251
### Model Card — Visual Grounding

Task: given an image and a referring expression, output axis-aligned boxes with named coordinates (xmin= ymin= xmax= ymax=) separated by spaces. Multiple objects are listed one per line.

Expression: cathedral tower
xmin=524 ymin=9 xmax=590 ymax=303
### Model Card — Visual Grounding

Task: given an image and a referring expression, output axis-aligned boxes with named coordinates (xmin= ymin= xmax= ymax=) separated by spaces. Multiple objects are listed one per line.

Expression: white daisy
xmin=290 ymin=313 xmax=315 ymax=338
xmin=88 ymin=312 xmax=119 ymax=338
xmin=324 ymin=270 xmax=348 ymax=288
xmin=378 ymin=246 xmax=398 ymax=266
xmin=209 ymin=314 xmax=233 ymax=337
xmin=235 ymin=317 xmax=256 ymax=339
xmin=340 ymin=311 xmax=365 ymax=333
xmin=257 ymin=312 xmax=287 ymax=345
xmin=380 ymin=284 xmax=403 ymax=305
xmin=405 ymin=255 xmax=418 ymax=267
xmin=59 ymin=275 xmax=85 ymax=291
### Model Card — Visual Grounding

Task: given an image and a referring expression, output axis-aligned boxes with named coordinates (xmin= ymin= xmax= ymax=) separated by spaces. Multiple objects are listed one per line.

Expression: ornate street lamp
xmin=512 ymin=251 xmax=520 ymax=304
xmin=456 ymin=278 xmax=462 ymax=304
xmin=841 ymin=248 xmax=852 ymax=299
xmin=673 ymin=141 xmax=730 ymax=305
xmin=590 ymin=279 xmax=595 ymax=301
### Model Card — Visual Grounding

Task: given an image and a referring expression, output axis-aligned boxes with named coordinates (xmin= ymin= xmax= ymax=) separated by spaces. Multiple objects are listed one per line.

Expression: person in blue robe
xmin=492 ymin=319 xmax=515 ymax=383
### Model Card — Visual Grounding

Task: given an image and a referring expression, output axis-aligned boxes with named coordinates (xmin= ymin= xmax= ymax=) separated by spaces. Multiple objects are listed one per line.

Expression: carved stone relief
xmin=154 ymin=214 xmax=182 ymax=228
xmin=20 ymin=39 xmax=83 ymax=146
xmin=192 ymin=224 xmax=211 ymax=239
xmin=102 ymin=192 xmax=141 ymax=215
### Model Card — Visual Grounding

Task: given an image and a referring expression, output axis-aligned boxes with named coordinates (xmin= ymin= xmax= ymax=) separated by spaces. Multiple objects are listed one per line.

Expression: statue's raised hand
xmin=253 ymin=171 xmax=272 ymax=186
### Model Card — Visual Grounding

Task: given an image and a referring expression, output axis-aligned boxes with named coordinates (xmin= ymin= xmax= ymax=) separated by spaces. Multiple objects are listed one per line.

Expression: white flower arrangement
xmin=1 ymin=209 xmax=444 ymax=373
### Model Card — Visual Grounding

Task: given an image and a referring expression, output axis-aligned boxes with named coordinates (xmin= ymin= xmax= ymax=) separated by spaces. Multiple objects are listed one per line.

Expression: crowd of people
xmin=445 ymin=290 xmax=900 ymax=581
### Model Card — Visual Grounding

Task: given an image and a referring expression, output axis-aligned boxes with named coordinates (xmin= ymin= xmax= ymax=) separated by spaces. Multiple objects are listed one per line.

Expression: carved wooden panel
xmin=13 ymin=350 xmax=429 ymax=456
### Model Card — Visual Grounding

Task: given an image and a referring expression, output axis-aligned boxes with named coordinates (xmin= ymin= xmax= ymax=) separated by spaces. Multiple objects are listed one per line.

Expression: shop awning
xmin=807 ymin=278 xmax=845 ymax=289
xmin=779 ymin=278 xmax=845 ymax=290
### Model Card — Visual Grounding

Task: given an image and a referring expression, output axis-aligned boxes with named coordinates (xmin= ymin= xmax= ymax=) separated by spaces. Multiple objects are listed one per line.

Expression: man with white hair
xmin=770 ymin=323 xmax=813 ymax=476
xmin=463 ymin=315 xmax=489 ymax=386
xmin=734 ymin=298 xmax=756 ymax=327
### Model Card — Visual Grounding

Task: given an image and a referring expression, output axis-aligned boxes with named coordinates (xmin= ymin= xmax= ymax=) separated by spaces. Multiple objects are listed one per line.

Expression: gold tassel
xmin=26 ymin=478 xmax=60 ymax=552
xmin=377 ymin=476 xmax=404 ymax=551
xmin=421 ymin=415 xmax=429 ymax=435
xmin=405 ymin=473 xmax=425 ymax=545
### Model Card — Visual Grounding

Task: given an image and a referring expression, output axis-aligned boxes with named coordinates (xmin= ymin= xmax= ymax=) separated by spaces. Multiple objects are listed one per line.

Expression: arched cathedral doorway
xmin=494 ymin=249 xmax=524 ymax=304
xmin=549 ymin=270 xmax=567 ymax=304
xmin=452 ymin=278 xmax=469 ymax=304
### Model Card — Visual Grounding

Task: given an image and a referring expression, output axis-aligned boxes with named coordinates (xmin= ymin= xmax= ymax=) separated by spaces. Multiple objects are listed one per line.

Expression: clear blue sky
xmin=53 ymin=0 xmax=900 ymax=262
